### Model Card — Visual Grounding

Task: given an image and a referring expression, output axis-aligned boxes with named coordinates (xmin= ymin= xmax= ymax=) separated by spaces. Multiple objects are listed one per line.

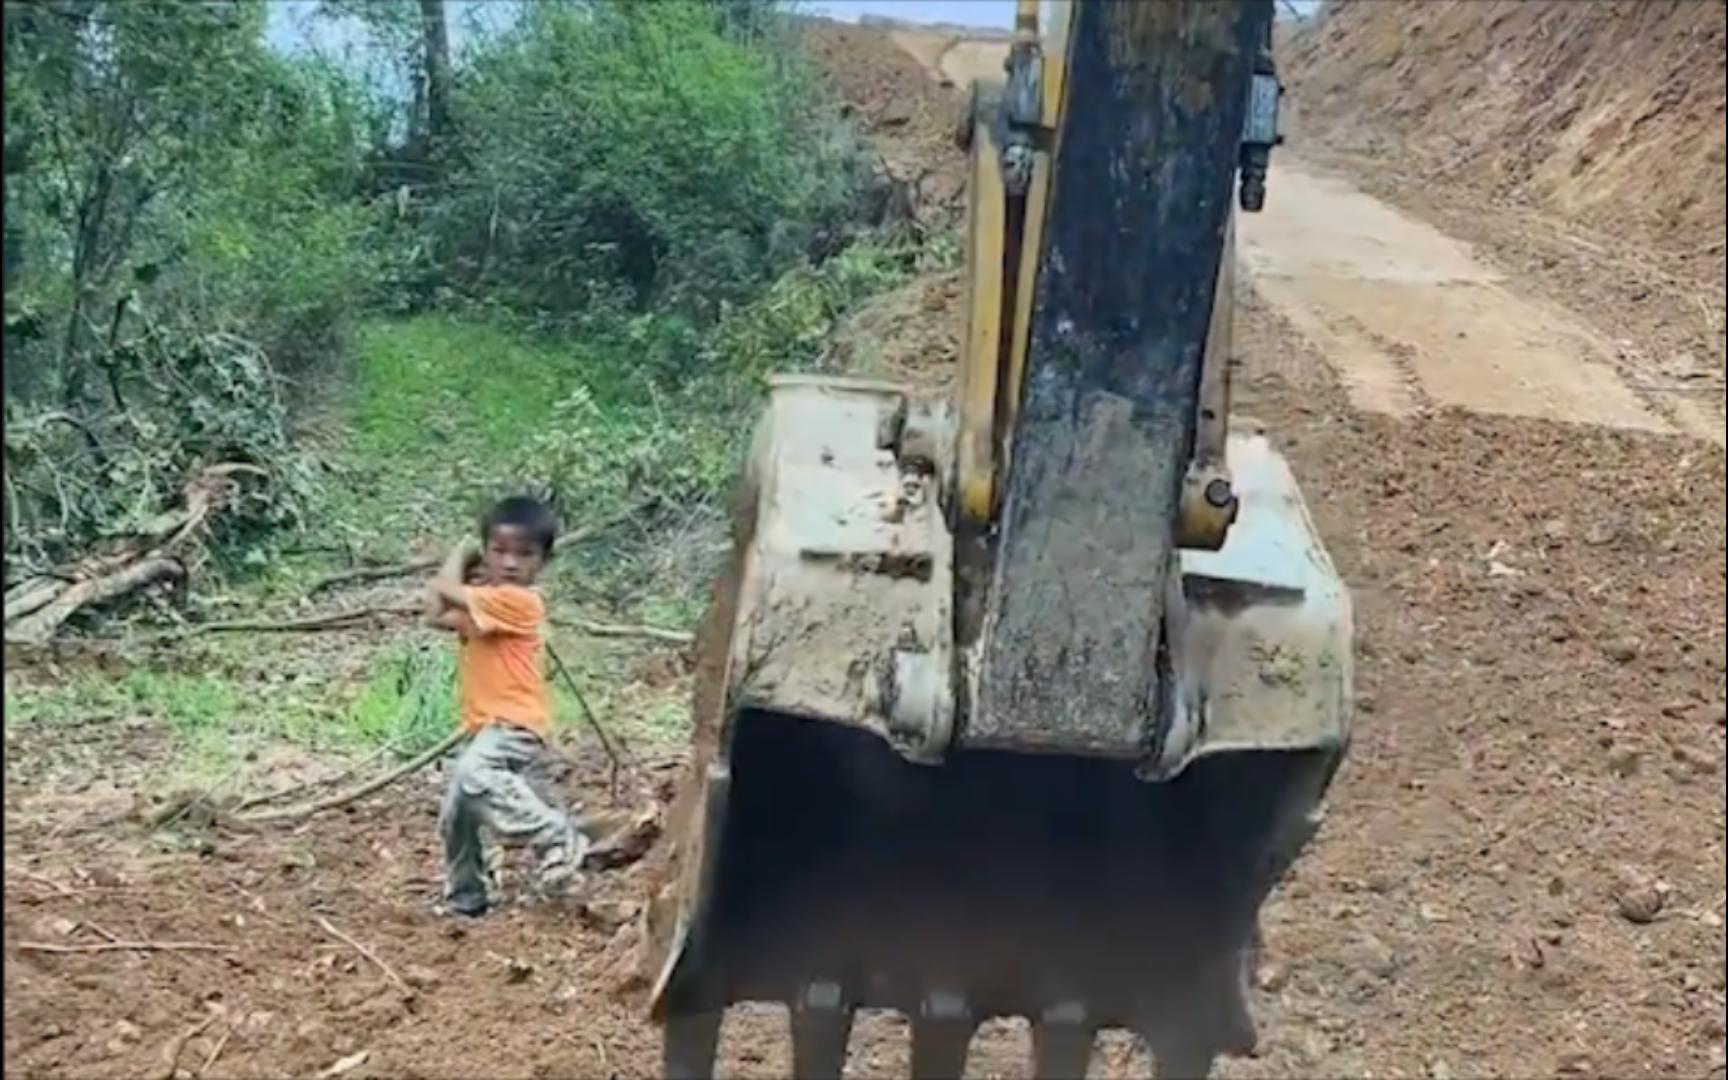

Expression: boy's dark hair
xmin=481 ymin=495 xmax=558 ymax=555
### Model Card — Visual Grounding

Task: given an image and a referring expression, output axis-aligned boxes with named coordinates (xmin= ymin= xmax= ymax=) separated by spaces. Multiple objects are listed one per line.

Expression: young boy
xmin=424 ymin=495 xmax=585 ymax=916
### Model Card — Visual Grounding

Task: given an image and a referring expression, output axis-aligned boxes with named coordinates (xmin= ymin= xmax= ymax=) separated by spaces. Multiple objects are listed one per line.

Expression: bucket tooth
xmin=1032 ymin=1002 xmax=1094 ymax=1079
xmin=791 ymin=981 xmax=853 ymax=1079
xmin=1148 ymin=1041 xmax=1217 ymax=1080
xmin=910 ymin=989 xmax=974 ymax=1079
xmin=663 ymin=1010 xmax=722 ymax=1080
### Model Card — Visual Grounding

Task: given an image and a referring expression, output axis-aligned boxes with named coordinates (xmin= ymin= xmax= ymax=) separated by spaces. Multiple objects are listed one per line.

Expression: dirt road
xmin=1240 ymin=162 xmax=1723 ymax=444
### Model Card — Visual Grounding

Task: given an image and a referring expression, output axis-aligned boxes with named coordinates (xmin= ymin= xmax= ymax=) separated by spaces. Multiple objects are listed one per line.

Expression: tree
xmin=420 ymin=0 xmax=452 ymax=152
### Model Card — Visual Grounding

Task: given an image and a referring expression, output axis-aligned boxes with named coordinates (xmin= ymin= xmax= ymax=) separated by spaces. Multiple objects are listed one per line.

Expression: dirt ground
xmin=6 ymin=13 xmax=1727 ymax=1080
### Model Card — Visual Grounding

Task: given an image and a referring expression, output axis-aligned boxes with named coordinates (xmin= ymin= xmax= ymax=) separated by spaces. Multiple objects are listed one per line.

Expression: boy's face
xmin=483 ymin=524 xmax=546 ymax=586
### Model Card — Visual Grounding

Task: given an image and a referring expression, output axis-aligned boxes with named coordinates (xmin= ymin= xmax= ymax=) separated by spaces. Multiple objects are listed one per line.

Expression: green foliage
xmin=320 ymin=316 xmax=577 ymax=555
xmin=426 ymin=0 xmax=864 ymax=321
xmin=3 ymin=0 xmax=908 ymax=648
xmin=3 ymin=328 xmax=317 ymax=572
xmin=3 ymin=1 xmax=387 ymax=576
xmin=348 ymin=641 xmax=458 ymax=756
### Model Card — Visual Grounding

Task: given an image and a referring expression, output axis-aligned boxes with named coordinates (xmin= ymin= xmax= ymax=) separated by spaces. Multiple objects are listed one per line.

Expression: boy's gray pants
xmin=440 ymin=723 xmax=580 ymax=909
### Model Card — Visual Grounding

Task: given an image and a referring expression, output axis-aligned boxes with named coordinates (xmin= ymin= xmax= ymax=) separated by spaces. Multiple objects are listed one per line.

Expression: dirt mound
xmin=1284 ymin=0 xmax=1726 ymax=267
xmin=801 ymin=19 xmax=970 ymax=229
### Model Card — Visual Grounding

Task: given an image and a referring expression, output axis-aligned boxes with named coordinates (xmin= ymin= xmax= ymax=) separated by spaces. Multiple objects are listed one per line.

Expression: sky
xmin=810 ymin=0 xmax=1017 ymax=28
xmin=266 ymin=1 xmax=1319 ymax=58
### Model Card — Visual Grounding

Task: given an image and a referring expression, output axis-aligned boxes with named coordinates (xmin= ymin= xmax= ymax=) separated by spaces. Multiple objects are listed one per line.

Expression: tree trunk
xmin=420 ymin=0 xmax=453 ymax=152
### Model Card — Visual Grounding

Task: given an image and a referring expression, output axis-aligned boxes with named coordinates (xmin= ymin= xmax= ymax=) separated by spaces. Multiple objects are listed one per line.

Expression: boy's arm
xmin=427 ymin=540 xmax=478 ymax=612
xmin=422 ymin=540 xmax=480 ymax=634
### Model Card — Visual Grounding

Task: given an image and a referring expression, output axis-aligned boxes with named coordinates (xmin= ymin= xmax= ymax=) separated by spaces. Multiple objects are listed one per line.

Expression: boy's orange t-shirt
xmin=457 ymin=585 xmax=550 ymax=737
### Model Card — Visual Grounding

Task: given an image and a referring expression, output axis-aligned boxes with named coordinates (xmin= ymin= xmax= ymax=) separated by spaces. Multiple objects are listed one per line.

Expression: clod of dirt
xmin=504 ymin=958 xmax=535 ymax=984
xmin=111 ymin=1019 xmax=143 ymax=1044
xmin=1583 ymin=521 xmax=1621 ymax=547
xmin=1601 ymin=637 xmax=1643 ymax=664
xmin=579 ymin=899 xmax=642 ymax=934
xmin=1606 ymin=745 xmax=1643 ymax=778
xmin=317 ymin=1049 xmax=370 ymax=1079
xmin=1341 ymin=933 xmax=1400 ymax=979
xmin=401 ymin=964 xmax=441 ymax=992
xmin=1254 ymin=959 xmax=1291 ymax=992
xmin=583 ymin=806 xmax=662 ymax=871
xmin=1612 ymin=869 xmax=1669 ymax=925
xmin=1668 ymin=741 xmax=1721 ymax=777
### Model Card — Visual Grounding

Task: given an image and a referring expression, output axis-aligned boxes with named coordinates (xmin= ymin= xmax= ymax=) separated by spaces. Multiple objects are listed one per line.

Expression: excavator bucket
xmin=642 ymin=2 xmax=1350 ymax=1077
xmin=644 ymin=384 xmax=1349 ymax=1079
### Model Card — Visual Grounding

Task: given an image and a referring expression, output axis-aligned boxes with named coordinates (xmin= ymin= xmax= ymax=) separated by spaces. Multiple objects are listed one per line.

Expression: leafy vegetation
xmin=3 ymin=0 xmax=918 ymax=760
xmin=4 ymin=0 xmax=895 ymax=593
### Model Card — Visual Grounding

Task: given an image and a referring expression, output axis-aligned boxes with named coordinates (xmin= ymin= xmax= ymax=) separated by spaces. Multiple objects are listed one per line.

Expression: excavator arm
xmin=645 ymin=3 xmax=1349 ymax=1077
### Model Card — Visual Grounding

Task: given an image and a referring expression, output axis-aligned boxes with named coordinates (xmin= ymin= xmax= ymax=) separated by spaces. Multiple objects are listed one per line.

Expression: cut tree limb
xmin=5 ymin=557 xmax=184 ymax=645
xmin=235 ymin=731 xmax=465 ymax=826
xmin=236 ymin=745 xmax=392 ymax=812
xmin=303 ymin=506 xmax=643 ymax=597
xmin=4 ymin=575 xmax=72 ymax=623
xmin=177 ymin=604 xmax=418 ymax=638
xmin=306 ymin=557 xmax=440 ymax=596
xmin=4 ymin=462 xmax=264 ymax=645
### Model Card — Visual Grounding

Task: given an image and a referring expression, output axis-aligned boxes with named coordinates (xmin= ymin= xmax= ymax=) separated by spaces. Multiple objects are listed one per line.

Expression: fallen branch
xmin=303 ymin=507 xmax=643 ymax=598
xmin=317 ymin=1050 xmax=370 ymax=1079
xmin=552 ymin=616 xmax=693 ymax=646
xmin=177 ymin=604 xmax=418 ymax=638
xmin=235 ymin=731 xmax=465 ymax=826
xmin=315 ymin=916 xmax=410 ymax=997
xmin=4 ymin=574 xmax=72 ymax=623
xmin=4 ymin=463 xmax=264 ymax=645
xmin=7 ymin=869 xmax=77 ymax=897
xmin=4 ymin=557 xmax=184 ymax=645
xmin=16 ymin=939 xmax=233 ymax=955
xmin=306 ymin=556 xmax=439 ymax=597
xmin=236 ymin=744 xmax=392 ymax=812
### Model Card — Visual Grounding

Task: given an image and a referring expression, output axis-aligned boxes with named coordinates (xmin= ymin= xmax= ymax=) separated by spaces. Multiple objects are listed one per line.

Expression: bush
xmin=3 ymin=326 xmax=318 ymax=573
xmin=425 ymin=0 xmax=866 ymax=323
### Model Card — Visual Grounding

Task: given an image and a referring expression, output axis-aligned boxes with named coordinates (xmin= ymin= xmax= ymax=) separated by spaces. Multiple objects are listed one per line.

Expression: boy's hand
xmin=428 ymin=536 xmax=483 ymax=619
xmin=440 ymin=538 xmax=481 ymax=583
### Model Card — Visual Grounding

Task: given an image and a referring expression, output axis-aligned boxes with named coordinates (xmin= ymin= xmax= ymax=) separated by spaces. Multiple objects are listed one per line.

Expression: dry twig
xmin=16 ymin=939 xmax=233 ymax=955
xmin=315 ymin=916 xmax=411 ymax=997
xmin=158 ymin=1013 xmax=220 ymax=1080
xmin=199 ymin=1023 xmax=234 ymax=1078
xmin=552 ymin=616 xmax=693 ymax=645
